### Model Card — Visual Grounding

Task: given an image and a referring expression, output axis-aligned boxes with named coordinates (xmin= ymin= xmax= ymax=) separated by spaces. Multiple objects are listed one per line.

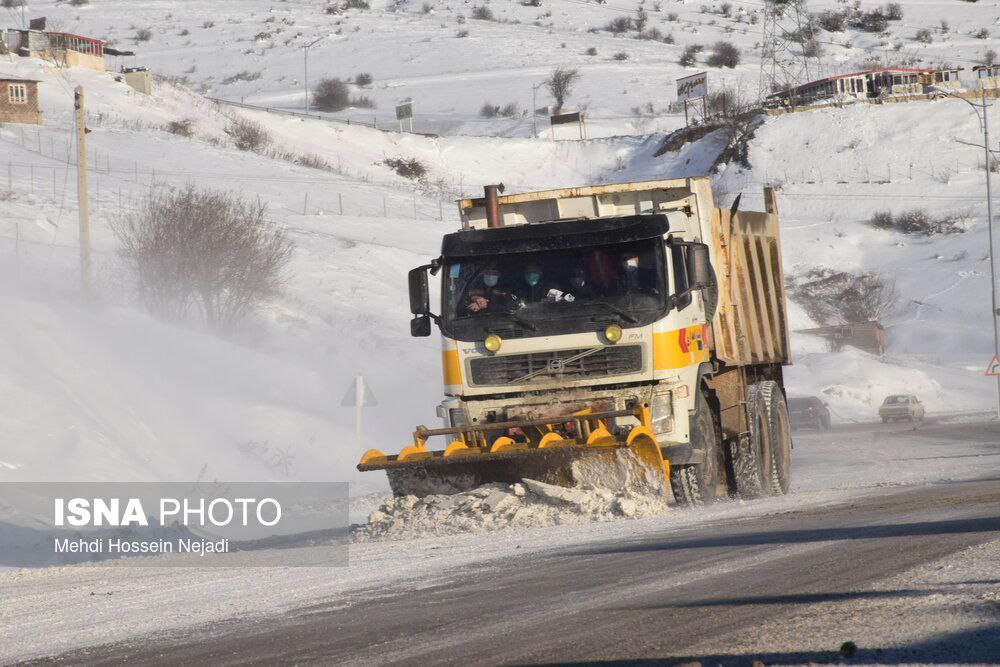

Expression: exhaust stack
xmin=484 ymin=183 xmax=505 ymax=228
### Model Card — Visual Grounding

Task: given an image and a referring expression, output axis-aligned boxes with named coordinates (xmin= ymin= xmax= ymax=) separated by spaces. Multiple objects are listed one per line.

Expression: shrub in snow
xmin=343 ymin=0 xmax=370 ymax=8
xmin=545 ymin=66 xmax=580 ymax=112
xmin=383 ymin=157 xmax=428 ymax=180
xmin=456 ymin=29 xmax=470 ymax=38
xmin=816 ymin=10 xmax=846 ymax=32
xmin=985 ymin=49 xmax=998 ymax=66
xmin=164 ymin=119 xmax=195 ymax=137
xmin=112 ymin=185 xmax=293 ymax=332
xmin=915 ymin=29 xmax=933 ymax=44
xmin=853 ymin=10 xmax=888 ymax=33
xmin=637 ymin=28 xmax=663 ymax=41
xmin=1 ymin=0 xmax=26 ymax=7
xmin=470 ymin=6 xmax=494 ymax=21
xmin=202 ymin=20 xmax=214 ymax=28
xmin=313 ymin=78 xmax=351 ymax=111
xmin=870 ymin=209 xmax=965 ymax=235
xmin=351 ymin=95 xmax=376 ymax=109
xmin=585 ymin=46 xmax=597 ymax=56
xmin=884 ymin=3 xmax=903 ymax=20
xmin=421 ymin=3 xmax=433 ymax=13
xmin=679 ymin=44 xmax=700 ymax=67
xmin=613 ymin=51 xmax=629 ymax=61
xmin=605 ymin=17 xmax=632 ymax=34
xmin=355 ymin=72 xmax=373 ymax=87
xmin=975 ymin=28 xmax=990 ymax=39
xmin=134 ymin=28 xmax=153 ymax=42
xmin=224 ymin=116 xmax=270 ymax=152
xmin=706 ymin=41 xmax=739 ymax=68
xmin=69 ymin=0 xmax=90 ymax=6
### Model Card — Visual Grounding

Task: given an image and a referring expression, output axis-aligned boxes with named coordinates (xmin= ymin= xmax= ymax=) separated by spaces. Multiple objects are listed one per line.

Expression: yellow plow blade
xmin=357 ymin=407 xmax=668 ymax=497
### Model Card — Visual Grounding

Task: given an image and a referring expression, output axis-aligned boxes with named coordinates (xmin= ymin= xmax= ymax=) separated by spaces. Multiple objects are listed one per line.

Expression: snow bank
xmin=355 ymin=478 xmax=670 ymax=542
xmin=356 ymin=451 xmax=671 ymax=541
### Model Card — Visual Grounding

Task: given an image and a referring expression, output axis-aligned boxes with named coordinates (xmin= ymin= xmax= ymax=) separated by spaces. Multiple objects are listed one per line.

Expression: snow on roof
xmin=0 ymin=75 xmax=40 ymax=83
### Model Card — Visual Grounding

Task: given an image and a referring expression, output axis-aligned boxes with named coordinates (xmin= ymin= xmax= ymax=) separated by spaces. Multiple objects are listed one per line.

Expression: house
xmin=4 ymin=28 xmax=105 ymax=71
xmin=0 ymin=76 xmax=42 ymax=125
xmin=766 ymin=67 xmax=964 ymax=108
xmin=796 ymin=321 xmax=886 ymax=356
xmin=974 ymin=64 xmax=1000 ymax=92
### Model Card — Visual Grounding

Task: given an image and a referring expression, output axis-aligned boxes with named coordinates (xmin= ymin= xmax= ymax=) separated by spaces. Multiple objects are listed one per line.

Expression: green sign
xmin=395 ymin=102 xmax=413 ymax=121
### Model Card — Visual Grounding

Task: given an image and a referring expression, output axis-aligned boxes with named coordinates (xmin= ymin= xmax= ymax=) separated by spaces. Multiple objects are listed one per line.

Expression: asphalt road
xmin=33 ymin=421 xmax=1000 ymax=667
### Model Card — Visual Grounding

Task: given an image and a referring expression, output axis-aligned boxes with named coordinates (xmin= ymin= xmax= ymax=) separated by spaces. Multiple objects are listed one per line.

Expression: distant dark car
xmin=787 ymin=396 xmax=831 ymax=430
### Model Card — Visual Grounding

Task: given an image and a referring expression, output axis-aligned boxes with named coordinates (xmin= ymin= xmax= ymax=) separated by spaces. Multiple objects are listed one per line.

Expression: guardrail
xmin=207 ymin=98 xmax=377 ymax=128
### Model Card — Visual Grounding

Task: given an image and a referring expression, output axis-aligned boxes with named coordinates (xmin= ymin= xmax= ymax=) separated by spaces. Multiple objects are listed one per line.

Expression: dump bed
xmin=709 ymin=188 xmax=790 ymax=367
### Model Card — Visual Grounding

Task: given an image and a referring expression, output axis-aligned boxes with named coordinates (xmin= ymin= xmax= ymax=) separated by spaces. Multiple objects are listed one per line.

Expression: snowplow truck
xmin=358 ymin=178 xmax=793 ymax=506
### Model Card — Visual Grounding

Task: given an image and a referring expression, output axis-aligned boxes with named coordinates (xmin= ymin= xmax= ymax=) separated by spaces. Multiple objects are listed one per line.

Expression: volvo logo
xmin=546 ymin=358 xmax=567 ymax=373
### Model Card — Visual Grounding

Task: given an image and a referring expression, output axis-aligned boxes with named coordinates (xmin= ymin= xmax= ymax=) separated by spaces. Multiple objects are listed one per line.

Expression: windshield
xmin=441 ymin=238 xmax=669 ymax=340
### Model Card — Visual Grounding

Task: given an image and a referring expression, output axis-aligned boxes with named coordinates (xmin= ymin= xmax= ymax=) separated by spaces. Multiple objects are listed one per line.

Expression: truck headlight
xmin=650 ymin=389 xmax=674 ymax=433
xmin=449 ymin=408 xmax=469 ymax=427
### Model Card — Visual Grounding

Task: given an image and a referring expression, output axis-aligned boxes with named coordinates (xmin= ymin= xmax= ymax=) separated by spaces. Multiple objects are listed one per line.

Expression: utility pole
xmin=303 ymin=35 xmax=328 ymax=112
xmin=74 ymin=86 xmax=91 ymax=292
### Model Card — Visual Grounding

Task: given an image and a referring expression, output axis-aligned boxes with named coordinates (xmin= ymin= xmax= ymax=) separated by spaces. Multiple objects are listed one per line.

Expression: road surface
xmin=24 ymin=420 xmax=1000 ymax=666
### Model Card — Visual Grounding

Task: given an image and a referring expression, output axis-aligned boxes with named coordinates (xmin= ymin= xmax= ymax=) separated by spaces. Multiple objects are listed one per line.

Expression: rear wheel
xmin=729 ymin=384 xmax=773 ymax=499
xmin=759 ymin=381 xmax=792 ymax=495
xmin=670 ymin=389 xmax=719 ymax=508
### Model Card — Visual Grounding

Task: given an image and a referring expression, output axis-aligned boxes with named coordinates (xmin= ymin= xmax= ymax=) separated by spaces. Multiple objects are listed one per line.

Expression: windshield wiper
xmin=488 ymin=310 xmax=538 ymax=331
xmin=589 ymin=301 xmax=639 ymax=324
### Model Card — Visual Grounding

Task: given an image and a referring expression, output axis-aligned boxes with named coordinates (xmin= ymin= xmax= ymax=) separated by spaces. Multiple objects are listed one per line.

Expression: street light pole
xmin=303 ymin=35 xmax=328 ymax=112
xmin=531 ymin=81 xmax=546 ymax=139
xmin=936 ymin=86 xmax=1000 ymax=417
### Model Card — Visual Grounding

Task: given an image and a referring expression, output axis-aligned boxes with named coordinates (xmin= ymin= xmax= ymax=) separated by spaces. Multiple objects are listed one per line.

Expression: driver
xmin=565 ymin=267 xmax=596 ymax=300
xmin=465 ymin=267 xmax=517 ymax=313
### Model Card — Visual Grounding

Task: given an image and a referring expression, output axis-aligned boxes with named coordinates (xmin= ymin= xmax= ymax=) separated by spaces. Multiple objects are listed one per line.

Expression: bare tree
xmin=546 ymin=67 xmax=580 ymax=112
xmin=113 ymin=184 xmax=293 ymax=332
xmin=838 ymin=274 xmax=899 ymax=323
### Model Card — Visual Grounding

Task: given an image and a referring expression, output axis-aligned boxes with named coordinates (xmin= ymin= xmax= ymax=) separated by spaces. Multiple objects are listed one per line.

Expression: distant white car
xmin=879 ymin=394 xmax=925 ymax=423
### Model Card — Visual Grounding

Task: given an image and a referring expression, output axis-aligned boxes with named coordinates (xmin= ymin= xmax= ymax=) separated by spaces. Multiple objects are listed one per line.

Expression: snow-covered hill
xmin=0 ymin=0 xmax=996 ymax=494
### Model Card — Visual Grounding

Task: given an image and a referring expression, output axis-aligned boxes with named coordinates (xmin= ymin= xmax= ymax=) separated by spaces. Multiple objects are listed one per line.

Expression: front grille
xmin=469 ymin=345 xmax=643 ymax=386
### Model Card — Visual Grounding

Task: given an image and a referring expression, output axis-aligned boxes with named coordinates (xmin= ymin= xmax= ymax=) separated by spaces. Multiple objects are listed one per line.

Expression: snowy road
xmin=20 ymin=420 xmax=1000 ymax=666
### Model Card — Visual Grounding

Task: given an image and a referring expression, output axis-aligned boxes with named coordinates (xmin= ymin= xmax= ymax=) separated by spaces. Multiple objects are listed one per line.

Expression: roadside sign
xmin=986 ymin=355 xmax=1000 ymax=376
xmin=676 ymin=71 xmax=708 ymax=102
xmin=550 ymin=110 xmax=582 ymax=126
xmin=341 ymin=374 xmax=377 ymax=407
xmin=395 ymin=102 xmax=413 ymax=121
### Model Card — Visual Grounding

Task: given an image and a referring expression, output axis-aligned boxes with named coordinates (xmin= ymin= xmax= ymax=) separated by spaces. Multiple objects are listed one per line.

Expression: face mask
xmin=625 ymin=258 xmax=639 ymax=272
xmin=484 ymin=274 xmax=499 ymax=287
xmin=526 ymin=272 xmax=541 ymax=286
xmin=570 ymin=276 xmax=585 ymax=288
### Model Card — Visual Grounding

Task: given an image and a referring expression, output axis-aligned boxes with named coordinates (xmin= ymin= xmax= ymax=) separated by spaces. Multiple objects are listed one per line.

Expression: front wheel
xmin=670 ymin=389 xmax=719 ymax=508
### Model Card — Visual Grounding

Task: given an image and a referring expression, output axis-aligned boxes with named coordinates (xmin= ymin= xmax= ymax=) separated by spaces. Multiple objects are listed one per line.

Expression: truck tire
xmin=729 ymin=384 xmax=772 ymax=499
xmin=758 ymin=380 xmax=792 ymax=495
xmin=670 ymin=389 xmax=719 ymax=507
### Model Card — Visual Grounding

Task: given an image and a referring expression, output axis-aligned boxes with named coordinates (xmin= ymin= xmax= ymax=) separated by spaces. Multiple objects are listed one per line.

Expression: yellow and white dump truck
xmin=358 ymin=178 xmax=792 ymax=506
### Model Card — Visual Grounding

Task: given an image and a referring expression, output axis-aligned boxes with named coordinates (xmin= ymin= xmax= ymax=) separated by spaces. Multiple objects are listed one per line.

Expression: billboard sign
xmin=676 ymin=72 xmax=708 ymax=102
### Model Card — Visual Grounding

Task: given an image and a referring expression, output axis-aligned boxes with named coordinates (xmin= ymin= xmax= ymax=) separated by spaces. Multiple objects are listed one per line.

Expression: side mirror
xmin=408 ymin=267 xmax=430 ymax=315
xmin=410 ymin=315 xmax=432 ymax=337
xmin=688 ymin=243 xmax=713 ymax=289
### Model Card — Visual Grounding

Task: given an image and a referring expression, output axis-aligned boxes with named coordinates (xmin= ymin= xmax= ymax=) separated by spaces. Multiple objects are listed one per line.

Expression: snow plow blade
xmin=357 ymin=407 xmax=668 ymax=497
